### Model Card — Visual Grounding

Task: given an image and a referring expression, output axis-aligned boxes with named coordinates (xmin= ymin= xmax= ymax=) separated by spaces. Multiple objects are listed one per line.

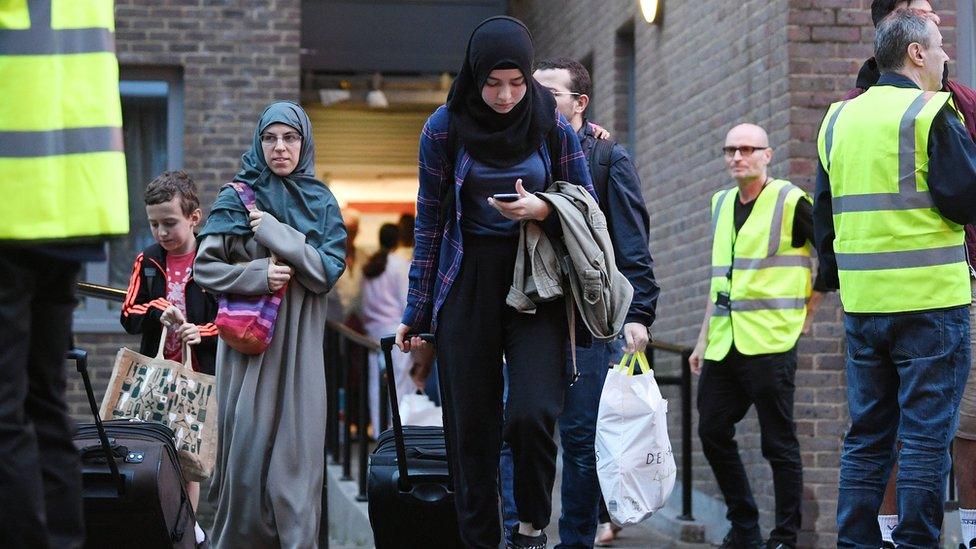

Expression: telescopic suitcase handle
xmin=379 ymin=334 xmax=454 ymax=491
xmin=68 ymin=349 xmax=125 ymax=496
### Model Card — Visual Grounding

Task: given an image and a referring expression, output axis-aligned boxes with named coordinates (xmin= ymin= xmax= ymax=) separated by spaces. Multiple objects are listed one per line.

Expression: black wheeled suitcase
xmin=367 ymin=335 xmax=463 ymax=548
xmin=68 ymin=349 xmax=196 ymax=548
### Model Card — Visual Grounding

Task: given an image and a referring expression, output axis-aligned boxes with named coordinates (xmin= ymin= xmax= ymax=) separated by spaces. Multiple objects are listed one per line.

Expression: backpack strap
xmin=587 ymin=138 xmax=614 ymax=208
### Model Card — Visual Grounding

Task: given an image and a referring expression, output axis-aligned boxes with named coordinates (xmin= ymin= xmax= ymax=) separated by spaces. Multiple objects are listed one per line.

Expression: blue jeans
xmin=500 ymin=338 xmax=624 ymax=548
xmin=837 ymin=307 xmax=971 ymax=549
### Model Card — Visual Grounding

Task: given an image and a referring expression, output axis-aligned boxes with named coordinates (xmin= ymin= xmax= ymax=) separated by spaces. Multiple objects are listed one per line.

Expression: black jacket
xmin=120 ymin=242 xmax=218 ymax=375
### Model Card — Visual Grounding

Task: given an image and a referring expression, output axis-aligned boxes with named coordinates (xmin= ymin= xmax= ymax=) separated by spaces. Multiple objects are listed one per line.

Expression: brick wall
xmin=72 ymin=0 xmax=301 ymax=422
xmin=512 ymin=1 xmax=958 ymax=546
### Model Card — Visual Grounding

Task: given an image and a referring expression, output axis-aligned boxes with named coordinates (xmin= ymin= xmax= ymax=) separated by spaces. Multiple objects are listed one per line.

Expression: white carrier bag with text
xmin=595 ymin=351 xmax=676 ymax=525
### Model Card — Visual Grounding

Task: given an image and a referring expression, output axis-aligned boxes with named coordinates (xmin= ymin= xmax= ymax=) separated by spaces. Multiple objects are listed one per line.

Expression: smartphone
xmin=492 ymin=193 xmax=521 ymax=202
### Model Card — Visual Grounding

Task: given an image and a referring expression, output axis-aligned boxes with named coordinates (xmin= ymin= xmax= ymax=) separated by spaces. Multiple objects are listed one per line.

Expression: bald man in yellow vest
xmin=690 ymin=123 xmax=827 ymax=549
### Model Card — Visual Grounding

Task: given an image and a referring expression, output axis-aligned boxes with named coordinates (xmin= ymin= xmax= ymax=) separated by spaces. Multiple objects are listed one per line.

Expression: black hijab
xmin=446 ymin=16 xmax=556 ymax=168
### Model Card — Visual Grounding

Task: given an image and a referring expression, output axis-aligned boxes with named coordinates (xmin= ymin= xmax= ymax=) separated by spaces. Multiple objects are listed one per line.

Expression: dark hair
xmin=144 ymin=170 xmax=200 ymax=216
xmin=398 ymin=213 xmax=415 ymax=248
xmin=872 ymin=0 xmax=901 ymax=27
xmin=875 ymin=8 xmax=933 ymax=72
xmin=362 ymin=223 xmax=400 ymax=279
xmin=535 ymin=57 xmax=592 ymax=97
xmin=872 ymin=0 xmax=931 ymax=27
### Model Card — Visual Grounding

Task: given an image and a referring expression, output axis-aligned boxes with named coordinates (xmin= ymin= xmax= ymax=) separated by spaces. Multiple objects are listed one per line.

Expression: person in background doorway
xmin=361 ymin=223 xmax=414 ymax=435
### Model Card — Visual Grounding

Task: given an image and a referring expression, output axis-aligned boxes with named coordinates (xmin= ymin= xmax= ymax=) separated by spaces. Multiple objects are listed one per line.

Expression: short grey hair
xmin=875 ymin=8 xmax=935 ymax=72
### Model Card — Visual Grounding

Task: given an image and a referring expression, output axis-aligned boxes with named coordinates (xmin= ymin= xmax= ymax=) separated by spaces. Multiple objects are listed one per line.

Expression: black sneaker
xmin=766 ymin=541 xmax=794 ymax=549
xmin=959 ymin=538 xmax=976 ymax=549
xmin=718 ymin=528 xmax=763 ymax=549
xmin=507 ymin=527 xmax=547 ymax=549
xmin=881 ymin=542 xmax=895 ymax=549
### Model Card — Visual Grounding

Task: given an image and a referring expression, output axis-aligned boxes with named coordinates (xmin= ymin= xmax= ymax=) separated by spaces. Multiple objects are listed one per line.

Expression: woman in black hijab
xmin=395 ymin=16 xmax=595 ymax=549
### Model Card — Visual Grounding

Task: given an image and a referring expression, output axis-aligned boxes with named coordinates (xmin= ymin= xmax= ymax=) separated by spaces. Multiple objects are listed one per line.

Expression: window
xmin=615 ymin=22 xmax=636 ymax=155
xmin=74 ymin=67 xmax=183 ymax=333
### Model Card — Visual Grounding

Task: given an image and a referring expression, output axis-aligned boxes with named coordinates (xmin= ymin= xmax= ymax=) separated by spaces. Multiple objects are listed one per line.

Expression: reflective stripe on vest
xmin=817 ymin=86 xmax=969 ymax=313
xmin=0 ymin=0 xmax=127 ymax=241
xmin=704 ymin=179 xmax=812 ymax=361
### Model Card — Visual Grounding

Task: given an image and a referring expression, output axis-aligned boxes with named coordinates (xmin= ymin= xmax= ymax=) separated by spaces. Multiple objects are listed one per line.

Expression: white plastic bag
xmin=398 ymin=392 xmax=443 ymax=427
xmin=595 ymin=352 xmax=676 ymax=525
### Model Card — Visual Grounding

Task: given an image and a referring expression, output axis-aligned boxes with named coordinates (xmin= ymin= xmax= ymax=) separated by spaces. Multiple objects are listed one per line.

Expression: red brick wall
xmin=512 ymin=0 xmax=959 ymax=546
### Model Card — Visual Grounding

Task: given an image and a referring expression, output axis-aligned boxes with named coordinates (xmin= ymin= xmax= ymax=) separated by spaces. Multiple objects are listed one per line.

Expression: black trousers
xmin=0 ymin=250 xmax=84 ymax=548
xmin=437 ymin=235 xmax=567 ymax=549
xmin=697 ymin=345 xmax=802 ymax=547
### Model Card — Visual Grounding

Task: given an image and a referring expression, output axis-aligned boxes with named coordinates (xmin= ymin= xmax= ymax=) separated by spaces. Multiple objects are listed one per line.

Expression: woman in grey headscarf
xmin=195 ymin=101 xmax=346 ymax=548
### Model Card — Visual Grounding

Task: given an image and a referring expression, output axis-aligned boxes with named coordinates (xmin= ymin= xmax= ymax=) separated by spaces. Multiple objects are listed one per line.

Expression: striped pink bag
xmin=214 ymin=182 xmax=286 ymax=355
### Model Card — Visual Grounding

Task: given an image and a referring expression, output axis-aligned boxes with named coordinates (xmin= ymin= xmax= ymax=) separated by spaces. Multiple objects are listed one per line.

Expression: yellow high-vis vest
xmin=817 ymin=86 xmax=970 ymax=313
xmin=705 ymin=179 xmax=813 ymax=361
xmin=0 ymin=0 xmax=127 ymax=242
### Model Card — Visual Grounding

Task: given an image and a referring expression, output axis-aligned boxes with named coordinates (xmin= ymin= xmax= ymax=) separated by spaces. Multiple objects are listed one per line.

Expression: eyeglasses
xmin=722 ymin=145 xmax=768 ymax=158
xmin=547 ymin=89 xmax=581 ymax=99
xmin=260 ymin=132 xmax=302 ymax=146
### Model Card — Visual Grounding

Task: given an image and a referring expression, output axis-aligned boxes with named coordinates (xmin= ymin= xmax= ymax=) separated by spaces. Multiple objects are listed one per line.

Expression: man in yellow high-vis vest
xmin=689 ymin=123 xmax=827 ymax=549
xmin=0 ymin=2 xmax=127 ymax=546
xmin=813 ymin=9 xmax=976 ymax=548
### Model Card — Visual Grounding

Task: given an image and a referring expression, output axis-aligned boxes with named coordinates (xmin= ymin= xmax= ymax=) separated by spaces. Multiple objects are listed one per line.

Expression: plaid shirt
xmin=401 ymin=105 xmax=595 ymax=332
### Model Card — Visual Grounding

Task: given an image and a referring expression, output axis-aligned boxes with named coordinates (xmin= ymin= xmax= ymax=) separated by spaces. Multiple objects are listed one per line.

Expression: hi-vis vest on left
xmin=0 ymin=0 xmax=128 ymax=242
xmin=705 ymin=179 xmax=813 ymax=361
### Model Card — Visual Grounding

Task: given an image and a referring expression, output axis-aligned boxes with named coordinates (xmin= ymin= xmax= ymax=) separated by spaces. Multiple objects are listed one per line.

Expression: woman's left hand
xmin=487 ymin=178 xmax=551 ymax=222
xmin=249 ymin=210 xmax=265 ymax=232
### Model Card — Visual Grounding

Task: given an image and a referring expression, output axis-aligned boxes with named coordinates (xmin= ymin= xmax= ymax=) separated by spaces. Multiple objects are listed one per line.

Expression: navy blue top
xmin=577 ymin=121 xmax=659 ymax=327
xmin=460 ymin=151 xmax=547 ymax=237
xmin=813 ymin=73 xmax=976 ymax=290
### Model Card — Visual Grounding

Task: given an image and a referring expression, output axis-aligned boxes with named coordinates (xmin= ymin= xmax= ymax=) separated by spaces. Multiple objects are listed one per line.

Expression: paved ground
xmin=323 ymin=436 xmax=711 ymax=548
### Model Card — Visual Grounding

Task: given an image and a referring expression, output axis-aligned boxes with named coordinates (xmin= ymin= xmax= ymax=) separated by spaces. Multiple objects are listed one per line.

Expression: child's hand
xmin=249 ymin=210 xmax=265 ymax=232
xmin=178 ymin=322 xmax=202 ymax=346
xmin=161 ymin=305 xmax=185 ymax=327
xmin=268 ymin=262 xmax=293 ymax=292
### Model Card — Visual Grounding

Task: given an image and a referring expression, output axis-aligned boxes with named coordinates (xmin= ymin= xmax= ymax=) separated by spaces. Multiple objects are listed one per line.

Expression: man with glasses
xmin=815 ymin=8 xmax=976 ymax=548
xmin=688 ymin=123 xmax=827 ymax=549
xmin=843 ymin=3 xmax=976 ymax=547
xmin=524 ymin=57 xmax=658 ymax=548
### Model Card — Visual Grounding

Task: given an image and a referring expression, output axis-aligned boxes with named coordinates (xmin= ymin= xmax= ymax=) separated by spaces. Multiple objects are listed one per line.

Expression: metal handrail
xmin=77 ymin=281 xmax=126 ymax=302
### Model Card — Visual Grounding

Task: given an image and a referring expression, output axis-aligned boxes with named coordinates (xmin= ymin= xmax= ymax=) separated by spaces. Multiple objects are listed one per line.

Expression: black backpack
xmin=587 ymin=137 xmax=615 ymax=209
